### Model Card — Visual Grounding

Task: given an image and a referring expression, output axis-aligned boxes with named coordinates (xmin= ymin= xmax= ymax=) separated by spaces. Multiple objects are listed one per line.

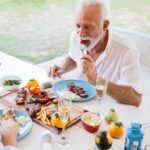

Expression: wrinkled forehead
xmin=75 ymin=4 xmax=101 ymax=26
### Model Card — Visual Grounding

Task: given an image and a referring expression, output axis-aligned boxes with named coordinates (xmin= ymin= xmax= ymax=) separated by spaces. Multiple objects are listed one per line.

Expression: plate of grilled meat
xmin=52 ymin=79 xmax=96 ymax=102
xmin=1 ymin=79 xmax=83 ymax=133
xmin=15 ymin=87 xmax=59 ymax=120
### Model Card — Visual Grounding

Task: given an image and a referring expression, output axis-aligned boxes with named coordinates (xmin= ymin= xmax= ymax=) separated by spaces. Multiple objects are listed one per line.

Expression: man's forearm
xmin=60 ymin=55 xmax=77 ymax=74
xmin=107 ymin=82 xmax=142 ymax=107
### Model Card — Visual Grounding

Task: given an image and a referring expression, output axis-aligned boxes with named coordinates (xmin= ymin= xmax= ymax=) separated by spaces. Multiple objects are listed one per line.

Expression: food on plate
xmin=59 ymin=91 xmax=80 ymax=101
xmin=16 ymin=116 xmax=29 ymax=126
xmin=14 ymin=84 xmax=62 ymax=126
xmin=95 ymin=131 xmax=112 ymax=150
xmin=0 ymin=109 xmax=29 ymax=126
xmin=51 ymin=112 xmax=68 ymax=129
xmin=105 ymin=108 xmax=118 ymax=124
xmin=23 ymin=90 xmax=59 ymax=120
xmin=25 ymin=102 xmax=42 ymax=117
xmin=81 ymin=112 xmax=101 ymax=133
xmin=3 ymin=79 xmax=21 ymax=86
xmin=0 ymin=75 xmax=22 ymax=91
xmin=44 ymin=104 xmax=57 ymax=118
xmin=29 ymin=86 xmax=42 ymax=95
xmin=26 ymin=79 xmax=38 ymax=88
xmin=28 ymin=91 xmax=53 ymax=104
xmin=67 ymin=82 xmax=88 ymax=98
xmin=16 ymin=87 xmax=28 ymax=104
xmin=35 ymin=104 xmax=58 ymax=126
xmin=82 ymin=112 xmax=100 ymax=126
xmin=35 ymin=106 xmax=51 ymax=126
xmin=4 ymin=109 xmax=16 ymax=120
xmin=108 ymin=121 xmax=125 ymax=138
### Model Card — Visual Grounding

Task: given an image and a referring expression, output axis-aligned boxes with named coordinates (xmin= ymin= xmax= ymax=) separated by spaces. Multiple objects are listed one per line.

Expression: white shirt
xmin=0 ymin=146 xmax=18 ymax=150
xmin=68 ymin=30 xmax=142 ymax=94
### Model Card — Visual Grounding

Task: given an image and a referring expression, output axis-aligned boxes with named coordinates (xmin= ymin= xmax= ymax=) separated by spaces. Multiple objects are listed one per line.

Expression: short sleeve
xmin=118 ymin=47 xmax=142 ymax=94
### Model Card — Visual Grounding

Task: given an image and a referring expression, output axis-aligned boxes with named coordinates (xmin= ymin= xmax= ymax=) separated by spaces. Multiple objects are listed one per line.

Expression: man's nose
xmin=78 ymin=27 xmax=86 ymax=37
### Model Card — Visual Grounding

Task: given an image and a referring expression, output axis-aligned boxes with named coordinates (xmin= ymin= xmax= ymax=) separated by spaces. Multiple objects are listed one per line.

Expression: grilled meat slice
xmin=67 ymin=83 xmax=88 ymax=98
xmin=30 ymin=92 xmax=51 ymax=104
xmin=44 ymin=103 xmax=57 ymax=119
xmin=68 ymin=82 xmax=75 ymax=88
xmin=25 ymin=102 xmax=41 ymax=117
xmin=80 ymin=93 xmax=88 ymax=98
xmin=4 ymin=109 xmax=16 ymax=120
xmin=52 ymin=98 xmax=59 ymax=104
xmin=16 ymin=87 xmax=27 ymax=104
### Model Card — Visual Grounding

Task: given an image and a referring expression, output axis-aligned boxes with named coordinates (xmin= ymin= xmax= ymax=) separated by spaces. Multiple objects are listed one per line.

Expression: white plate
xmin=0 ymin=75 xmax=22 ymax=91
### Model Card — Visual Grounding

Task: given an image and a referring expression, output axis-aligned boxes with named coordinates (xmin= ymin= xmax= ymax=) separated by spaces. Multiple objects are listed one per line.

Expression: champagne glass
xmin=96 ymin=76 xmax=108 ymax=114
xmin=57 ymin=98 xmax=72 ymax=145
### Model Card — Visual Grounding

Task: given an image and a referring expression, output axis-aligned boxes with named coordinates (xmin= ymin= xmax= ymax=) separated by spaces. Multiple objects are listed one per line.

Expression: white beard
xmin=78 ymin=31 xmax=103 ymax=52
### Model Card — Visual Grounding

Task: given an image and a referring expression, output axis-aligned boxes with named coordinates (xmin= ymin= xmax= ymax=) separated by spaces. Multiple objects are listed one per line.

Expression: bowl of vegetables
xmin=0 ymin=75 xmax=22 ymax=91
xmin=81 ymin=112 xmax=101 ymax=133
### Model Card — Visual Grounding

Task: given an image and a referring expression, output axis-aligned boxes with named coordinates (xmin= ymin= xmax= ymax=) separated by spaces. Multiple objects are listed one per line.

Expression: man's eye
xmin=76 ymin=24 xmax=80 ymax=28
xmin=85 ymin=26 xmax=92 ymax=29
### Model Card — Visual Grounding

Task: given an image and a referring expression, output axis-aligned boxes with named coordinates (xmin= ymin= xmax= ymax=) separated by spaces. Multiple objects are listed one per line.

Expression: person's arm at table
xmin=81 ymin=55 xmax=142 ymax=107
xmin=107 ymin=82 xmax=142 ymax=107
xmin=48 ymin=55 xmax=77 ymax=78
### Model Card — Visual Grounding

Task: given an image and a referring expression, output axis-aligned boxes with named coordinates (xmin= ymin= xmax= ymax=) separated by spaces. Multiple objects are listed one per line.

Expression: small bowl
xmin=0 ymin=75 xmax=22 ymax=91
xmin=81 ymin=112 xmax=101 ymax=133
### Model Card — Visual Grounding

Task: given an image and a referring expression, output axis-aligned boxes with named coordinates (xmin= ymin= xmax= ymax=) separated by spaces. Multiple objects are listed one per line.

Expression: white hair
xmin=75 ymin=0 xmax=110 ymax=21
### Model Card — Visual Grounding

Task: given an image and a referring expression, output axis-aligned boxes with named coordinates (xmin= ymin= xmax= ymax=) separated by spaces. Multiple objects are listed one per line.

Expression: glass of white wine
xmin=96 ymin=76 xmax=108 ymax=113
xmin=58 ymin=98 xmax=72 ymax=145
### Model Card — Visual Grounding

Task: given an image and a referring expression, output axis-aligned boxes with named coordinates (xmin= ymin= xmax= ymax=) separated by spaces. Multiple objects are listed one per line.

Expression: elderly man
xmin=48 ymin=0 xmax=142 ymax=107
xmin=0 ymin=119 xmax=19 ymax=150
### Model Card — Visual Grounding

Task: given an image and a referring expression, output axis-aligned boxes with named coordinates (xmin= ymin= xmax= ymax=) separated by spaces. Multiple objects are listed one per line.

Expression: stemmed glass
xmin=57 ymin=98 xmax=72 ymax=145
xmin=95 ymin=76 xmax=108 ymax=114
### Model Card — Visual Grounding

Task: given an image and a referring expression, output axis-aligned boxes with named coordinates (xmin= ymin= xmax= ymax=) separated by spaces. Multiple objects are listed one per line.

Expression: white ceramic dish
xmin=81 ymin=112 xmax=101 ymax=133
xmin=0 ymin=75 xmax=22 ymax=91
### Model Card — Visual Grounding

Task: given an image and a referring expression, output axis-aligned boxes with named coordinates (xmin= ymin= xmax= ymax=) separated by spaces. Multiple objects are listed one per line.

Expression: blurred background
xmin=0 ymin=0 xmax=149 ymax=64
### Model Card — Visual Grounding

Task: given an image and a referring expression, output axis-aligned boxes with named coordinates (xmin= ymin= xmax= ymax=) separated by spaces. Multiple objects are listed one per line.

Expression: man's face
xmin=75 ymin=4 xmax=103 ymax=50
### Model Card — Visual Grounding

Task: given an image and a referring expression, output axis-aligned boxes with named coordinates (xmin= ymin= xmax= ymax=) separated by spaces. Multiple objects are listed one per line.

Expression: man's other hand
xmin=48 ymin=65 xmax=63 ymax=78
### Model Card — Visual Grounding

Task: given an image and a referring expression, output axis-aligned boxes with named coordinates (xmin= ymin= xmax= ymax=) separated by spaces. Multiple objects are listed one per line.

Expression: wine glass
xmin=96 ymin=76 xmax=108 ymax=114
xmin=57 ymin=98 xmax=72 ymax=145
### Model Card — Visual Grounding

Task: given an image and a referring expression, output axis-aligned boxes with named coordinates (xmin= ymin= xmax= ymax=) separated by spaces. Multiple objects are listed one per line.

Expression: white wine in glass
xmin=96 ymin=77 xmax=108 ymax=113
xmin=58 ymin=105 xmax=71 ymax=124
xmin=58 ymin=98 xmax=72 ymax=145
xmin=96 ymin=85 xmax=106 ymax=102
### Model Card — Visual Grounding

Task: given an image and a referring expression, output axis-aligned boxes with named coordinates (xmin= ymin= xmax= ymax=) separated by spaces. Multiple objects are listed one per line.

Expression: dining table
xmin=0 ymin=51 xmax=150 ymax=150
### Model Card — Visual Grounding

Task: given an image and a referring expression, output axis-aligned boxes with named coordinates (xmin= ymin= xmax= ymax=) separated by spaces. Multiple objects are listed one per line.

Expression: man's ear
xmin=103 ymin=20 xmax=109 ymax=31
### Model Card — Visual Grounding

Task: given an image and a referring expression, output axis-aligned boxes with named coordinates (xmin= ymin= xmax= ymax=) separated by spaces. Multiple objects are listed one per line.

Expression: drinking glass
xmin=96 ymin=76 xmax=108 ymax=113
xmin=57 ymin=98 xmax=72 ymax=145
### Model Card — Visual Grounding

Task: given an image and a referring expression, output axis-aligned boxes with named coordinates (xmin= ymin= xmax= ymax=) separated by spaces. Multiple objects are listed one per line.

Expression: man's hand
xmin=0 ymin=119 xmax=19 ymax=146
xmin=81 ymin=55 xmax=97 ymax=85
xmin=48 ymin=65 xmax=64 ymax=78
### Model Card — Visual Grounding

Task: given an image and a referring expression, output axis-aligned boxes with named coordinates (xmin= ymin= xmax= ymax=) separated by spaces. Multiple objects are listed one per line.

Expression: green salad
xmin=3 ymin=79 xmax=21 ymax=86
